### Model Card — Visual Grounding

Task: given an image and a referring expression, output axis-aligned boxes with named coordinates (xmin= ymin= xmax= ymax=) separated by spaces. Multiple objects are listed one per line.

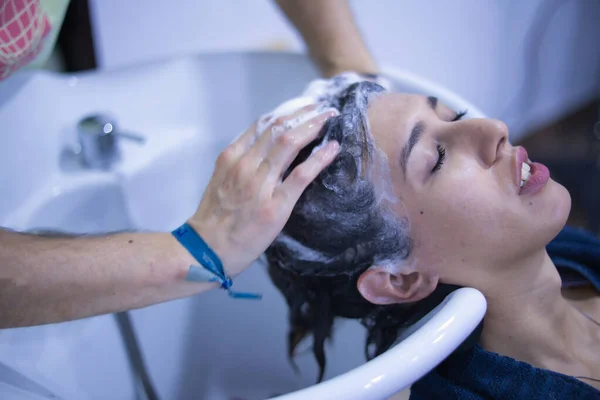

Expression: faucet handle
xmin=76 ymin=114 xmax=145 ymax=169
xmin=78 ymin=114 xmax=145 ymax=143
xmin=114 ymin=131 xmax=145 ymax=144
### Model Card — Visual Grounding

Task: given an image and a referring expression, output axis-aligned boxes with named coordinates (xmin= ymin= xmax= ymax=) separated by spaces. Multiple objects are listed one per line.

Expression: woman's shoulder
xmin=409 ymin=344 xmax=600 ymax=400
xmin=549 ymin=226 xmax=600 ymax=292
xmin=563 ymin=284 xmax=600 ymax=322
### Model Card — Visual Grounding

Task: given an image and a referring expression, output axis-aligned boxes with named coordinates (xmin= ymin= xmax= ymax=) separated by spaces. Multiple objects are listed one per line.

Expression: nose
xmin=444 ymin=118 xmax=508 ymax=167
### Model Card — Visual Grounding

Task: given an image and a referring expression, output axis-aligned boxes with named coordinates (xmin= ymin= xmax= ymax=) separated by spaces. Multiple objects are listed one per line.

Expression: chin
xmin=541 ymin=179 xmax=572 ymax=242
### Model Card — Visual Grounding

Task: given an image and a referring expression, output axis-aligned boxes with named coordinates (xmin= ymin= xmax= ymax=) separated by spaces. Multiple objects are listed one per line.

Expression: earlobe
xmin=357 ymin=266 xmax=438 ymax=305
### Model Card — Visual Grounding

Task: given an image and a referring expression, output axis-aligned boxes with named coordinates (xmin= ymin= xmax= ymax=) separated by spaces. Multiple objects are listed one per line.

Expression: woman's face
xmin=366 ymin=93 xmax=571 ymax=289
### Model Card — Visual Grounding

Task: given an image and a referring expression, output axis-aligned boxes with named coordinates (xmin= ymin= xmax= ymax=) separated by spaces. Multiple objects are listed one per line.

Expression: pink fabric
xmin=0 ymin=0 xmax=52 ymax=80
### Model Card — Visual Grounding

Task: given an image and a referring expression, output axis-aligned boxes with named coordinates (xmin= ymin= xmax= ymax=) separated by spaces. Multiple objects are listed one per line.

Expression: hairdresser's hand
xmin=188 ymin=105 xmax=340 ymax=277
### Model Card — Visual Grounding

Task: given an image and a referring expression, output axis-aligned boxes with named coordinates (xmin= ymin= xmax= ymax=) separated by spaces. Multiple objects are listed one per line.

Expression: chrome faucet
xmin=76 ymin=114 xmax=145 ymax=169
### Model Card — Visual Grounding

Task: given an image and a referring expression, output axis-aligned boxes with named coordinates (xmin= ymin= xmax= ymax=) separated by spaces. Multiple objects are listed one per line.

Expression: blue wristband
xmin=172 ymin=223 xmax=262 ymax=300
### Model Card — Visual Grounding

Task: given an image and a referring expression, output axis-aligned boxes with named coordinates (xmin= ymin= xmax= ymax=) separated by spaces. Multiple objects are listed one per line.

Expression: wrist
xmin=165 ymin=232 xmax=198 ymax=281
xmin=171 ymin=222 xmax=262 ymax=300
xmin=313 ymin=52 xmax=379 ymax=78
xmin=184 ymin=219 xmax=239 ymax=277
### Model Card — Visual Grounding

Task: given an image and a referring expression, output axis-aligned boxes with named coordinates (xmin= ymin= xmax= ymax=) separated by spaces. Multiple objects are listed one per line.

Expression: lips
xmin=515 ymin=146 xmax=550 ymax=195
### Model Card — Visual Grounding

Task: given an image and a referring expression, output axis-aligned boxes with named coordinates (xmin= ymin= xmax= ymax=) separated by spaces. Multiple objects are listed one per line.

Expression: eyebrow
xmin=399 ymin=97 xmax=438 ymax=176
xmin=400 ymin=121 xmax=425 ymax=176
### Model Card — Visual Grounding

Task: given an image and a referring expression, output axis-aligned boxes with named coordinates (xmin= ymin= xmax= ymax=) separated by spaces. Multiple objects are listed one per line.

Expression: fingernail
xmin=312 ymin=108 xmax=339 ymax=123
xmin=322 ymin=107 xmax=340 ymax=117
xmin=316 ymin=102 xmax=330 ymax=112
xmin=327 ymin=141 xmax=340 ymax=155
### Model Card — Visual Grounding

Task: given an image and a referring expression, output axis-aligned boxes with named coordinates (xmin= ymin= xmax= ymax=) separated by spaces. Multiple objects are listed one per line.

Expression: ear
xmin=357 ymin=265 xmax=438 ymax=305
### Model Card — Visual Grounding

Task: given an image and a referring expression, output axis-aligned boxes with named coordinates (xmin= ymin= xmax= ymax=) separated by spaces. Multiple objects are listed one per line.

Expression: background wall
xmin=89 ymin=0 xmax=600 ymax=142
xmin=1 ymin=2 xmax=598 ymax=399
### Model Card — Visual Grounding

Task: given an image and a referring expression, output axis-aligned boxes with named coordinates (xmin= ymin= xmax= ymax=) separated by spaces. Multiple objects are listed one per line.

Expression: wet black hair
xmin=265 ymin=80 xmax=457 ymax=382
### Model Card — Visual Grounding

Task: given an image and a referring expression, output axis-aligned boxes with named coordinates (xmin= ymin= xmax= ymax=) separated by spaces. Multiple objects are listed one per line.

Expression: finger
xmin=274 ymin=140 xmax=340 ymax=205
xmin=225 ymin=120 xmax=259 ymax=160
xmin=235 ymin=103 xmax=333 ymax=188
xmin=254 ymin=156 xmax=273 ymax=188
xmin=229 ymin=120 xmax=260 ymax=152
xmin=245 ymin=104 xmax=320 ymax=164
xmin=230 ymin=104 xmax=321 ymax=186
xmin=261 ymin=103 xmax=320 ymax=136
xmin=264 ymin=108 xmax=339 ymax=186
xmin=212 ymin=120 xmax=259 ymax=184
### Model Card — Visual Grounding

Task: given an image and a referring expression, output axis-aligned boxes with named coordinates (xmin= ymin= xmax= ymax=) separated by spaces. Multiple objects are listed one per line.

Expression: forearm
xmin=275 ymin=0 xmax=378 ymax=77
xmin=0 ymin=229 xmax=210 ymax=328
xmin=0 ymin=104 xmax=340 ymax=328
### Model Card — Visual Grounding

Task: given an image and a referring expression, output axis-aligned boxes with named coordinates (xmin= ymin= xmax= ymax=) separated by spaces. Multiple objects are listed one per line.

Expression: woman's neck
xmin=480 ymin=251 xmax=600 ymax=376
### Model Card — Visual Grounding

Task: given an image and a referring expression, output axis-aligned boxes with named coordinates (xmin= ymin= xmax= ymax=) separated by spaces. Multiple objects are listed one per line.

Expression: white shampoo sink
xmin=0 ymin=53 xmax=486 ymax=400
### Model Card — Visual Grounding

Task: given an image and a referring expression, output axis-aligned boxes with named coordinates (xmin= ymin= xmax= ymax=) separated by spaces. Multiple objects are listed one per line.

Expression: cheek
xmin=408 ymin=203 xmax=477 ymax=276
xmin=408 ymin=174 xmax=570 ymax=272
xmin=420 ymin=176 xmax=507 ymax=230
xmin=407 ymin=176 xmax=518 ymax=264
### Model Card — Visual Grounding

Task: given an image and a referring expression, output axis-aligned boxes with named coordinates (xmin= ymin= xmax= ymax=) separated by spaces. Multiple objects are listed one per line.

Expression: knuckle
xmin=316 ymin=150 xmax=328 ymax=163
xmin=276 ymin=132 xmax=296 ymax=147
xmin=242 ymin=182 xmax=258 ymax=200
xmin=258 ymin=158 xmax=272 ymax=173
xmin=234 ymin=159 xmax=253 ymax=176
xmin=219 ymin=179 xmax=233 ymax=194
xmin=231 ymin=168 xmax=247 ymax=188
xmin=217 ymin=147 xmax=236 ymax=166
xmin=258 ymin=205 xmax=278 ymax=223
xmin=291 ymin=167 xmax=311 ymax=184
xmin=273 ymin=117 xmax=287 ymax=127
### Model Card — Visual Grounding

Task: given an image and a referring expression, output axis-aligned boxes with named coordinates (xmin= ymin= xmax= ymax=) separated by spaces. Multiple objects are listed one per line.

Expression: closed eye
xmin=431 ymin=110 xmax=464 ymax=174
xmin=432 ymin=144 xmax=446 ymax=173
xmin=452 ymin=110 xmax=467 ymax=122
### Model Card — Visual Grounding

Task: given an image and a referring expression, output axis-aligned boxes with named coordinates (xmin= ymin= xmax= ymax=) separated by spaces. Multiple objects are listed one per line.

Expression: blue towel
xmin=410 ymin=226 xmax=600 ymax=399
